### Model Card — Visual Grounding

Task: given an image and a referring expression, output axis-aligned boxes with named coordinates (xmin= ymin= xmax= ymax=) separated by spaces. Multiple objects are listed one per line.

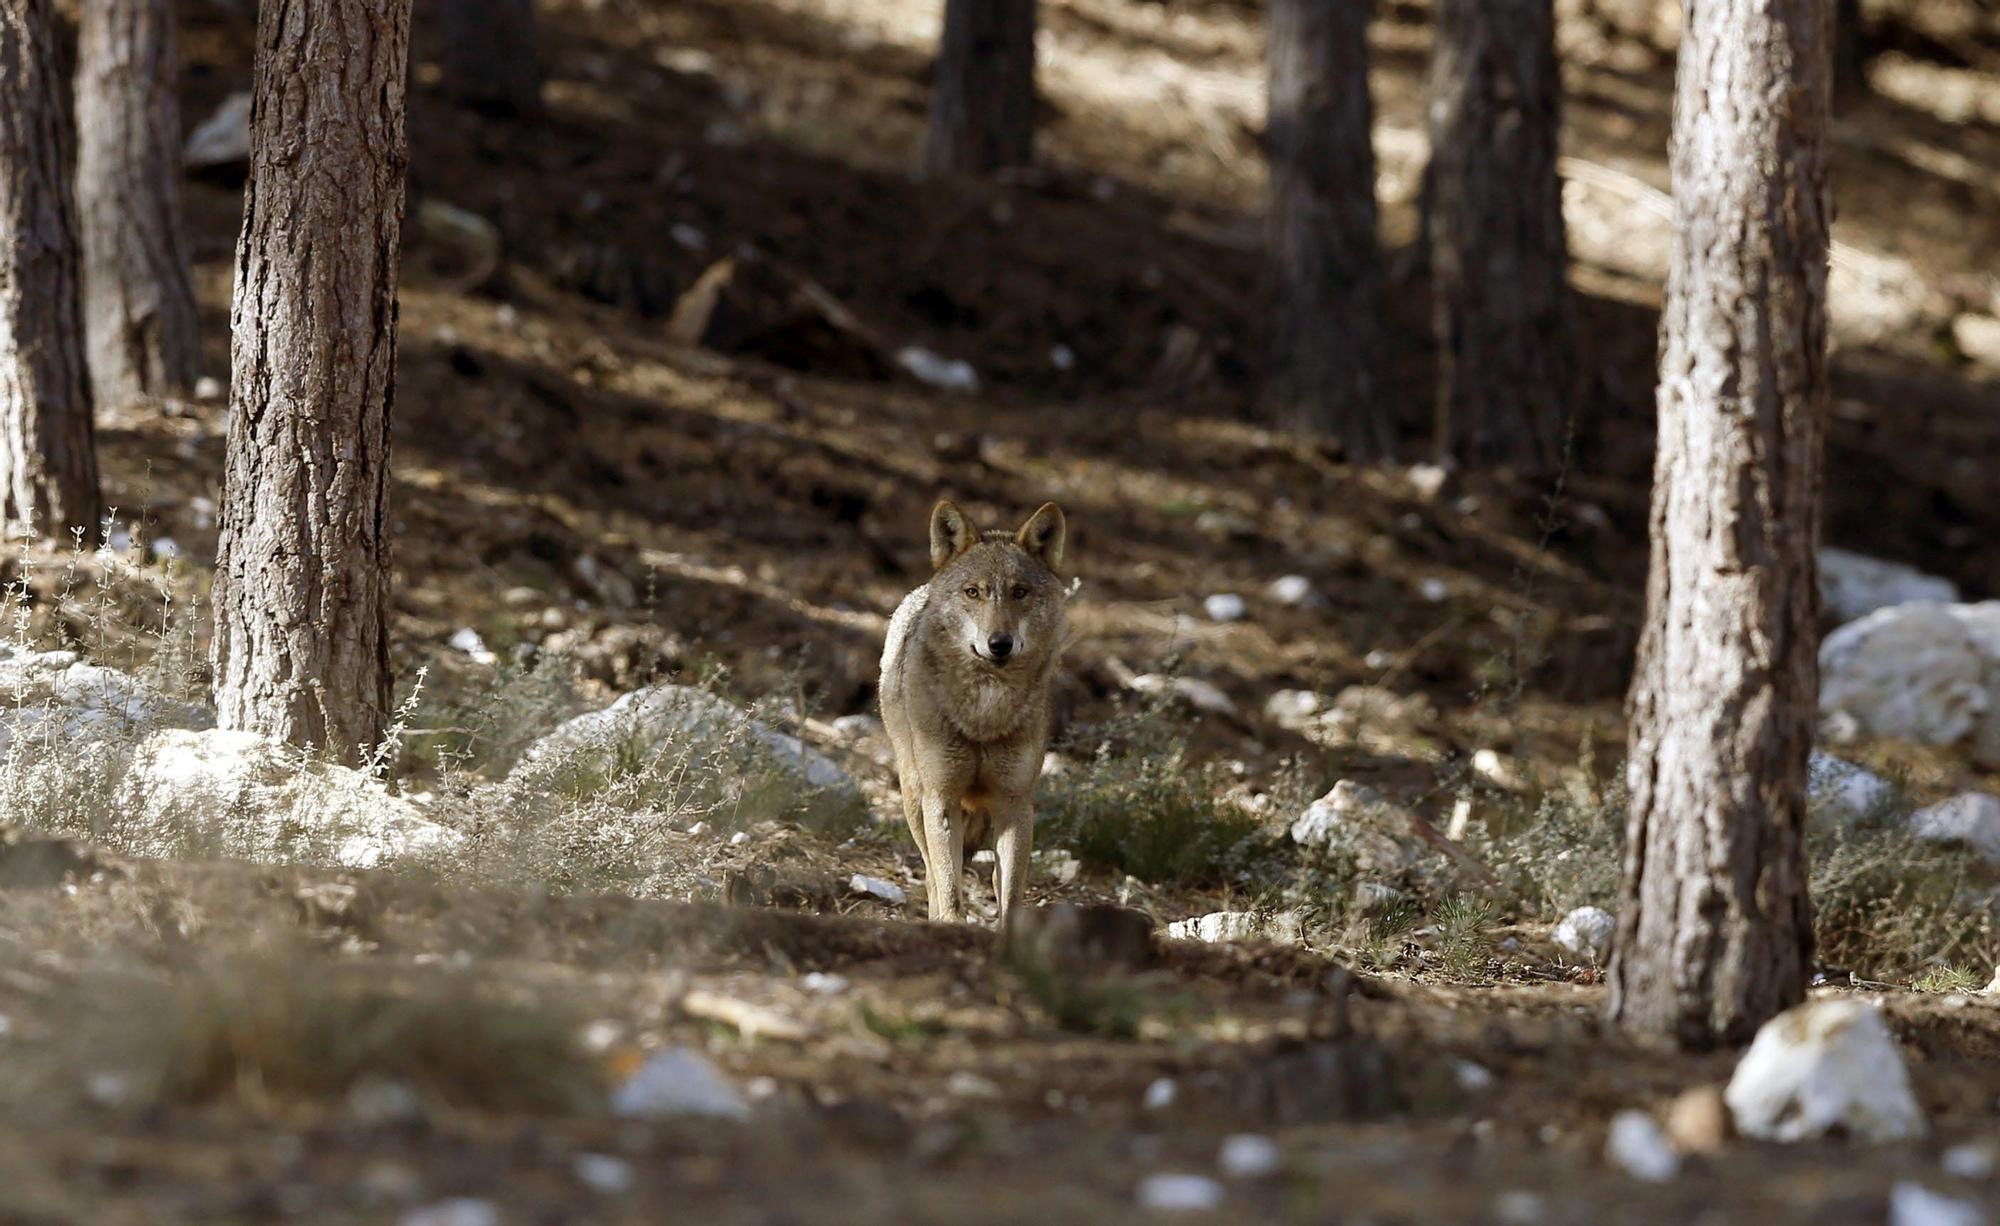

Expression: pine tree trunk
xmin=0 ymin=0 xmax=100 ymax=541
xmin=1427 ymin=0 xmax=1570 ymax=474
xmin=437 ymin=0 xmax=541 ymax=118
xmin=76 ymin=0 xmax=201 ymax=408
xmin=211 ymin=0 xmax=411 ymax=765
xmin=922 ymin=0 xmax=1036 ymax=177
xmin=1607 ymin=0 xmax=1832 ymax=1050
xmin=1263 ymin=0 xmax=1389 ymax=460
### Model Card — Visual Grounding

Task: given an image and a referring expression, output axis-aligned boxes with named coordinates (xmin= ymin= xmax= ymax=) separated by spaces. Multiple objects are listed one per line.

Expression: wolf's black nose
xmin=988 ymin=633 xmax=1015 ymax=660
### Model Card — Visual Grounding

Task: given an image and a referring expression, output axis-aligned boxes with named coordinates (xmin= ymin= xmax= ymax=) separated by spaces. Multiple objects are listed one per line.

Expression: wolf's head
xmin=924 ymin=499 xmax=1067 ymax=671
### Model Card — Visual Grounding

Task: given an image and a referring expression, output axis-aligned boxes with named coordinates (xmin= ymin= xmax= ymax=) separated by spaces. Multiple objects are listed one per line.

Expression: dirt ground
xmin=9 ymin=0 xmax=2000 ymax=1220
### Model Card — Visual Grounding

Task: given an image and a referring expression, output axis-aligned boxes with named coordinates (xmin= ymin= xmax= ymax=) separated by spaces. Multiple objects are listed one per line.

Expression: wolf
xmin=879 ymin=499 xmax=1068 ymax=926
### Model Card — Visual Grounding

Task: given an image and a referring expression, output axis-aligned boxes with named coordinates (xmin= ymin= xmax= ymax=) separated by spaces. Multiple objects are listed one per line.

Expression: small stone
xmin=1363 ymin=649 xmax=1396 ymax=671
xmin=1418 ymin=577 xmax=1450 ymax=603
xmin=193 ymin=375 xmax=225 ymax=401
xmin=573 ymin=1153 xmax=636 ymax=1195
xmin=1605 ymin=1109 xmax=1680 ymax=1183
xmin=1136 ymin=1173 xmax=1224 ymax=1212
xmin=1407 ymin=463 xmax=1450 ymax=501
xmin=1553 ymin=906 xmax=1615 ymax=963
xmin=447 ymin=627 xmax=497 ymax=666
xmin=729 ymin=830 xmax=751 ymax=846
xmin=1267 ymin=575 xmax=1320 ymax=608
xmin=1217 ymin=1134 xmax=1280 ymax=1179
xmin=400 ymin=1200 xmax=499 ymax=1226
xmin=1664 ymin=1085 xmax=1731 ymax=1155
xmin=609 ymin=1047 xmax=749 ymax=1121
xmin=1455 ymin=1060 xmax=1495 ymax=1092
xmin=829 ymin=714 xmax=882 ymax=741
xmin=1490 ymin=1190 xmax=1548 ymax=1226
xmin=1725 ymin=999 xmax=1925 ymax=1143
xmin=896 ymin=347 xmax=979 ymax=393
xmin=946 ymin=1071 xmax=1001 ymax=1099
xmin=849 ymin=874 xmax=907 ymax=905
xmin=670 ymin=223 xmax=708 ymax=250
xmin=1050 ymin=344 xmax=1076 ymax=371
xmin=1910 ymin=793 xmax=2000 ymax=862
xmin=1264 ymin=689 xmax=1322 ymax=725
xmin=1951 ymin=313 xmax=2000 ymax=367
xmin=346 ymin=1077 xmax=424 ymax=1126
xmin=1891 ymin=1182 xmax=1985 ymax=1226
xmin=1165 ymin=910 xmax=1303 ymax=945
xmin=1808 ymin=752 xmax=1899 ymax=825
xmin=1128 ymin=673 xmax=1236 ymax=717
xmin=149 ymin=537 xmax=180 ymax=561
xmin=801 ymin=972 xmax=849 ymax=995
xmin=1203 ymin=593 xmax=1247 ymax=622
xmin=1143 ymin=1078 xmax=1178 ymax=1110
xmin=1942 ymin=1141 xmax=1998 ymax=1181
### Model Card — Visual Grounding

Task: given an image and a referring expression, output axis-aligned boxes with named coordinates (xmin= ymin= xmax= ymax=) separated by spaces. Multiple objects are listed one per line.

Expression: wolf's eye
xmin=1010 ymin=584 xmax=1030 ymax=600
xmin=963 ymin=585 xmax=981 ymax=599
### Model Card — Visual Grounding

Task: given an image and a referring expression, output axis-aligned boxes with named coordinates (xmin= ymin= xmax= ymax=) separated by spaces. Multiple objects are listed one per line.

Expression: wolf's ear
xmin=1015 ymin=503 xmax=1066 ymax=571
xmin=929 ymin=499 xmax=980 ymax=570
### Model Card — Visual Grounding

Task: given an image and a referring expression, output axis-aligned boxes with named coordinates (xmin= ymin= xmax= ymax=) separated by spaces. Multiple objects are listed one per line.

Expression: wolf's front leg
xmin=991 ymin=802 xmax=1033 ymax=929
xmin=921 ymin=794 xmax=965 ymax=922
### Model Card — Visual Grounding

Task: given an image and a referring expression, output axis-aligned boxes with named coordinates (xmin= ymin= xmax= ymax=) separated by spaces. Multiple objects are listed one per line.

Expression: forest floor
xmin=6 ymin=0 xmax=2000 ymax=1220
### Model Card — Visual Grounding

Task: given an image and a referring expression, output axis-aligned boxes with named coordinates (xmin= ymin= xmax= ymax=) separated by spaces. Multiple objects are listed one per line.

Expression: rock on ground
xmin=1128 ymin=673 xmax=1237 ymax=717
xmin=1891 ymin=1182 xmax=1985 ymax=1226
xmin=1165 ymin=910 xmax=1303 ymax=946
xmin=512 ymin=684 xmax=856 ymax=795
xmin=609 ymin=1047 xmax=750 ymax=1121
xmin=1807 ymin=752 xmax=1898 ymax=825
xmin=1289 ymin=781 xmax=1420 ymax=873
xmin=0 ymin=644 xmax=212 ymax=754
xmin=1605 ymin=1110 xmax=1679 ymax=1182
xmin=1136 ymin=1173 xmax=1225 ymax=1212
xmin=120 ymin=729 xmax=463 ymax=869
xmin=1819 ymin=548 xmax=1958 ymax=626
xmin=1819 ymin=602 xmax=2000 ymax=767
xmin=1553 ymin=906 xmax=1615 ymax=963
xmin=1725 ymin=999 xmax=1925 ymax=1144
xmin=1909 ymin=793 xmax=2000 ymax=862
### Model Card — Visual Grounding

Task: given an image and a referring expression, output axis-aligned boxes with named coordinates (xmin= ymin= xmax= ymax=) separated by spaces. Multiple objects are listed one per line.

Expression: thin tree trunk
xmin=922 ymin=0 xmax=1036 ymax=177
xmin=1262 ymin=0 xmax=1389 ymax=461
xmin=0 ymin=0 xmax=100 ymax=541
xmin=1427 ymin=0 xmax=1570 ymax=474
xmin=1607 ymin=0 xmax=1832 ymax=1050
xmin=437 ymin=0 xmax=541 ymax=118
xmin=211 ymin=0 xmax=411 ymax=765
xmin=76 ymin=0 xmax=201 ymax=408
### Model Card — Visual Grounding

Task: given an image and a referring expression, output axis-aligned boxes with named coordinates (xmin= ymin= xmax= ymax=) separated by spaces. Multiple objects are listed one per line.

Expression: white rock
xmin=1605 ymin=1110 xmax=1680 ymax=1183
xmin=1263 ymin=689 xmax=1322 ymax=725
xmin=1165 ymin=911 xmax=1303 ymax=945
xmin=1891 ymin=1182 xmax=1986 ymax=1226
xmin=1725 ymin=999 xmax=1925 ymax=1143
xmin=401 ymin=1201 xmax=499 ymax=1226
xmin=1471 ymin=748 xmax=1521 ymax=789
xmin=1942 ymin=1141 xmax=1999 ymax=1181
xmin=1911 ymin=793 xmax=2000 ymax=862
xmin=1953 ymin=314 xmax=2000 ymax=367
xmin=1419 ymin=577 xmax=1450 ymax=603
xmin=1288 ymin=781 xmax=1419 ymax=872
xmin=1490 ymin=1191 xmax=1548 ymax=1226
xmin=448 ymin=627 xmax=497 ymax=666
xmin=0 ymin=645 xmax=213 ymax=755
xmin=1808 ymin=752 xmax=1898 ymax=825
xmin=800 ymin=972 xmax=849 ymax=995
xmin=1128 ymin=674 xmax=1236 ymax=717
xmin=669 ymin=223 xmax=708 ymax=251
xmin=1454 ymin=1060 xmax=1495 ymax=1092
xmin=1136 ymin=1174 xmax=1225 ymax=1212
xmin=849 ymin=874 xmax=906 ymax=905
xmin=1203 ymin=593 xmax=1247 ymax=622
xmin=1819 ymin=602 xmax=2000 ymax=766
xmin=1143 ymin=1077 xmax=1177 ymax=1110
xmin=116 ymin=728 xmax=463 ymax=868
xmin=1050 ymin=344 xmax=1076 ymax=371
xmin=1217 ymin=1134 xmax=1281 ymax=1179
xmin=895 ymin=347 xmax=979 ymax=393
xmin=1553 ymin=906 xmax=1615 ymax=963
xmin=728 ymin=830 xmax=751 ymax=846
xmin=573 ymin=1153 xmax=636 ymax=1195
xmin=828 ymin=714 xmax=882 ymax=742
xmin=149 ymin=537 xmax=180 ymax=561
xmin=1820 ymin=548 xmax=1958 ymax=625
xmin=609 ymin=1047 xmax=749 ymax=1121
xmin=946 ymin=1070 xmax=1001 ymax=1098
xmin=1407 ymin=463 xmax=1450 ymax=501
xmin=193 ymin=375 xmax=225 ymax=402
xmin=184 ymin=91 xmax=251 ymax=166
xmin=1267 ymin=575 xmax=1320 ymax=608
xmin=512 ymin=684 xmax=856 ymax=795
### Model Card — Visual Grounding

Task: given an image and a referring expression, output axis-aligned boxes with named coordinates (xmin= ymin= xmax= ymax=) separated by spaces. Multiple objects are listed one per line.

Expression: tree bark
xmin=211 ymin=0 xmax=411 ymax=765
xmin=1427 ymin=0 xmax=1571 ymax=474
xmin=0 ymin=0 xmax=100 ymax=541
xmin=1607 ymin=0 xmax=1831 ymax=1050
xmin=922 ymin=0 xmax=1036 ymax=177
xmin=1262 ymin=0 xmax=1389 ymax=461
xmin=436 ymin=0 xmax=541 ymax=118
xmin=76 ymin=0 xmax=201 ymax=408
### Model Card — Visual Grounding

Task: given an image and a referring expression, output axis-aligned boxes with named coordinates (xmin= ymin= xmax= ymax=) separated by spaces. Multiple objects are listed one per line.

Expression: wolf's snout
xmin=987 ymin=632 xmax=1015 ymax=661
